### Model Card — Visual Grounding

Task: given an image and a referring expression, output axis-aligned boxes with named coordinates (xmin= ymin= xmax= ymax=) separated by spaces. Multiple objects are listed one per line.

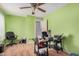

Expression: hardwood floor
xmin=48 ymin=48 xmax=68 ymax=56
xmin=2 ymin=43 xmax=68 ymax=56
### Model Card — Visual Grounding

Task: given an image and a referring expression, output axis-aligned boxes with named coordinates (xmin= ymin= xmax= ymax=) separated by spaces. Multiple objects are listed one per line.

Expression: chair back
xmin=6 ymin=32 xmax=16 ymax=40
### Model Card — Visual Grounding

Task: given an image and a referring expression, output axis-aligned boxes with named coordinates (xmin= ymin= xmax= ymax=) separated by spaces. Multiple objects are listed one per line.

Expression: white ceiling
xmin=0 ymin=3 xmax=67 ymax=17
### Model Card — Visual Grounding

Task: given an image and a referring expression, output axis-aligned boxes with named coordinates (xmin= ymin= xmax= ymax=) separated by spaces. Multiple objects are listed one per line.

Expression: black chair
xmin=0 ymin=44 xmax=4 ymax=53
xmin=6 ymin=32 xmax=17 ymax=40
xmin=6 ymin=32 xmax=17 ymax=46
xmin=53 ymin=34 xmax=63 ymax=53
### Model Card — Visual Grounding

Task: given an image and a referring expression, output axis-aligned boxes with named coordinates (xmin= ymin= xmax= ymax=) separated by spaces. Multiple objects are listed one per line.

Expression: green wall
xmin=5 ymin=15 xmax=35 ymax=40
xmin=4 ymin=3 xmax=79 ymax=54
xmin=44 ymin=4 xmax=79 ymax=54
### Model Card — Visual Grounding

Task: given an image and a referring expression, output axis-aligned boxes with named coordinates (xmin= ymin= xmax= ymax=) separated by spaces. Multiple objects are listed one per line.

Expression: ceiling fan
xmin=20 ymin=3 xmax=46 ymax=14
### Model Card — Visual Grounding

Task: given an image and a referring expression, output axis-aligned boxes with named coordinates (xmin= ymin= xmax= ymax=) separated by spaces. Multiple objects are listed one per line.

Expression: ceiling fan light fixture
xmin=20 ymin=3 xmax=46 ymax=15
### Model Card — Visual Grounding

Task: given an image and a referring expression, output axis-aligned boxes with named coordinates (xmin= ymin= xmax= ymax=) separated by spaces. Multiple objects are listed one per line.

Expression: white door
xmin=36 ymin=20 xmax=42 ymax=38
xmin=36 ymin=17 xmax=48 ymax=38
xmin=0 ymin=13 xmax=5 ymax=42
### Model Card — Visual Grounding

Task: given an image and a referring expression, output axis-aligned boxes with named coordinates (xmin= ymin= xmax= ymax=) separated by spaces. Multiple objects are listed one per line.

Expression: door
xmin=36 ymin=17 xmax=48 ymax=38
xmin=0 ymin=13 xmax=5 ymax=42
xmin=36 ymin=20 xmax=42 ymax=38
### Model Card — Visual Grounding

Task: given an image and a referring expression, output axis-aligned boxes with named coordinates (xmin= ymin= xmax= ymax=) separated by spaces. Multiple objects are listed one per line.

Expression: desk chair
xmin=6 ymin=32 xmax=17 ymax=46
xmin=53 ymin=34 xmax=63 ymax=53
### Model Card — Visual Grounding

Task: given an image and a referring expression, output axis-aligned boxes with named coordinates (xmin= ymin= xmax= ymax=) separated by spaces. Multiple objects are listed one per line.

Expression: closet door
xmin=0 ymin=13 xmax=5 ymax=42
xmin=36 ymin=19 xmax=42 ymax=38
xmin=36 ymin=17 xmax=48 ymax=38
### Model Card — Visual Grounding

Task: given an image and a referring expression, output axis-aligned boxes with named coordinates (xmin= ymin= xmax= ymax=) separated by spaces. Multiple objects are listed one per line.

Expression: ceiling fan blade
xmin=20 ymin=7 xmax=31 ymax=9
xmin=38 ymin=7 xmax=46 ymax=13
xmin=38 ymin=3 xmax=45 ymax=6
